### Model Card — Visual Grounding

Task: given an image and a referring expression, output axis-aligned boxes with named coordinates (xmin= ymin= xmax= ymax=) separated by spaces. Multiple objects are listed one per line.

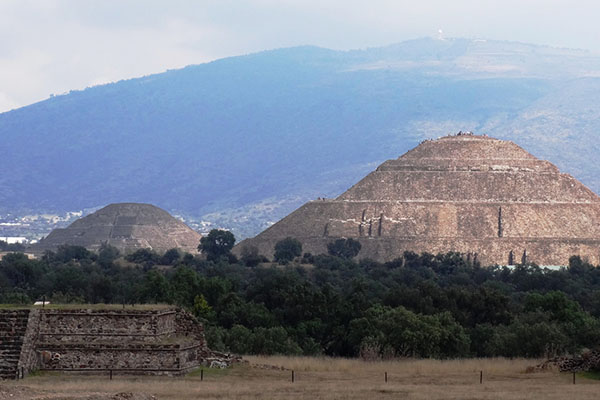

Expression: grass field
xmin=2 ymin=356 xmax=599 ymax=399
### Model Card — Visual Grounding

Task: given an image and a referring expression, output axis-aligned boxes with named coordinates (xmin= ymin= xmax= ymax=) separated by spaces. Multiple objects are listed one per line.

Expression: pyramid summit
xmin=238 ymin=133 xmax=600 ymax=266
xmin=32 ymin=203 xmax=201 ymax=255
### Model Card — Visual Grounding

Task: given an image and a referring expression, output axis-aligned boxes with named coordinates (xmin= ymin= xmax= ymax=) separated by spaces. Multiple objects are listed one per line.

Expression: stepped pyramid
xmin=238 ymin=134 xmax=600 ymax=266
xmin=32 ymin=203 xmax=201 ymax=254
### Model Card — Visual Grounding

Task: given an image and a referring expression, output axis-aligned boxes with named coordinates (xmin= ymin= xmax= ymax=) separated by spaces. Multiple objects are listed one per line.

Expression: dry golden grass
xmin=246 ymin=355 xmax=534 ymax=374
xmin=3 ymin=356 xmax=599 ymax=399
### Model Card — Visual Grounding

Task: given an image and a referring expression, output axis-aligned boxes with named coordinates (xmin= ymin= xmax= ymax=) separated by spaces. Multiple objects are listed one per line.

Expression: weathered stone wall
xmin=174 ymin=309 xmax=211 ymax=368
xmin=175 ymin=310 xmax=206 ymax=345
xmin=338 ymin=171 xmax=597 ymax=202
xmin=37 ymin=343 xmax=181 ymax=372
xmin=378 ymin=158 xmax=558 ymax=173
xmin=37 ymin=310 xmax=176 ymax=344
xmin=178 ymin=344 xmax=205 ymax=372
xmin=32 ymin=308 xmax=210 ymax=375
xmin=277 ymin=201 xmax=600 ymax=240
xmin=1 ymin=308 xmax=222 ymax=378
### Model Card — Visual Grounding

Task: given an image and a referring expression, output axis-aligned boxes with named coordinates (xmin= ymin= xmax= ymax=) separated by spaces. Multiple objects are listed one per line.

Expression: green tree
xmin=193 ymin=294 xmax=215 ymax=321
xmin=224 ymin=325 xmax=302 ymax=355
xmin=198 ymin=276 xmax=233 ymax=305
xmin=169 ymin=266 xmax=200 ymax=307
xmin=46 ymin=245 xmax=96 ymax=264
xmin=160 ymin=248 xmax=181 ymax=265
xmin=216 ymin=293 xmax=276 ymax=329
xmin=140 ymin=269 xmax=171 ymax=303
xmin=89 ymin=273 xmax=113 ymax=303
xmin=0 ymin=252 xmax=41 ymax=287
xmin=251 ymin=326 xmax=302 ymax=355
xmin=204 ymin=326 xmax=227 ymax=352
xmin=240 ymin=245 xmax=262 ymax=267
xmin=98 ymin=243 xmax=120 ymax=267
xmin=568 ymin=255 xmax=592 ymax=275
xmin=125 ymin=248 xmax=160 ymax=265
xmin=348 ymin=305 xmax=470 ymax=358
xmin=274 ymin=237 xmax=302 ymax=264
xmin=198 ymin=229 xmax=235 ymax=261
xmin=327 ymin=238 xmax=362 ymax=259
xmin=0 ymin=240 xmax=25 ymax=252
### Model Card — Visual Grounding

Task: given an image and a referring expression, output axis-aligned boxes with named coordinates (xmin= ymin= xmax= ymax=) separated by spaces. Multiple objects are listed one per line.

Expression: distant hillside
xmin=2 ymin=37 xmax=600 ymax=238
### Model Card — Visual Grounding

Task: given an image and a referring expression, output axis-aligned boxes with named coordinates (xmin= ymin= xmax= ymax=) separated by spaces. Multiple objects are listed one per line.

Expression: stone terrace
xmin=0 ymin=307 xmax=216 ymax=379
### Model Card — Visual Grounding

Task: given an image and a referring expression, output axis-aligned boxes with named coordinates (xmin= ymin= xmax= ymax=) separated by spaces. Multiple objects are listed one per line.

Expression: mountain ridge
xmin=2 ymin=37 xmax=600 ymax=239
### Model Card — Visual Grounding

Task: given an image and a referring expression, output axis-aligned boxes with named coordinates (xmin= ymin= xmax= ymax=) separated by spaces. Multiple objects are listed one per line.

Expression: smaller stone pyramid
xmin=32 ymin=203 xmax=201 ymax=254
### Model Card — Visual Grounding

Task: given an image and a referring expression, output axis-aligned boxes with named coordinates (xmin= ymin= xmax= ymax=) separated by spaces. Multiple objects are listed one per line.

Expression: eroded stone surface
xmin=238 ymin=134 xmax=600 ymax=266
xmin=33 ymin=309 xmax=211 ymax=374
xmin=0 ymin=308 xmax=237 ymax=378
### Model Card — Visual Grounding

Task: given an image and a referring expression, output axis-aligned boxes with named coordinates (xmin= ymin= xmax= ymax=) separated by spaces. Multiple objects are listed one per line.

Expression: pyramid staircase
xmin=0 ymin=309 xmax=29 ymax=380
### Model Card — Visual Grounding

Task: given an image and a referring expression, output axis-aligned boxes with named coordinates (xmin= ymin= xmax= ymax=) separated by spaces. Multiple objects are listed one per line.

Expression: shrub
xmin=327 ymin=238 xmax=362 ymax=259
xmin=274 ymin=237 xmax=302 ymax=264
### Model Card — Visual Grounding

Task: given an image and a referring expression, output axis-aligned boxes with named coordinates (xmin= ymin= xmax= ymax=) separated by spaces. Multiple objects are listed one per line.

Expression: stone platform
xmin=0 ymin=307 xmax=222 ymax=379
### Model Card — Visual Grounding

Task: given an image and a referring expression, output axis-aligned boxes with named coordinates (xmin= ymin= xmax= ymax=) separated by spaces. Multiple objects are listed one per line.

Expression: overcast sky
xmin=1 ymin=0 xmax=599 ymax=113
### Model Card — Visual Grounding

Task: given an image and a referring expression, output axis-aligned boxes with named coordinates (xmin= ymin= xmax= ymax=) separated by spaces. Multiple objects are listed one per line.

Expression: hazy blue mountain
xmin=2 ymin=38 xmax=600 ymax=238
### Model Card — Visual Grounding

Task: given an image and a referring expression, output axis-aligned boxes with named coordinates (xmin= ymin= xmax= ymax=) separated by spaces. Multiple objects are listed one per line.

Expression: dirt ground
xmin=1 ymin=356 xmax=598 ymax=400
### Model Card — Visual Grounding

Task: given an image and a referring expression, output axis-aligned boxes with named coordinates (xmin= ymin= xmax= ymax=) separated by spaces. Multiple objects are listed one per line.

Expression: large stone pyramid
xmin=238 ymin=134 xmax=600 ymax=266
xmin=32 ymin=203 xmax=201 ymax=254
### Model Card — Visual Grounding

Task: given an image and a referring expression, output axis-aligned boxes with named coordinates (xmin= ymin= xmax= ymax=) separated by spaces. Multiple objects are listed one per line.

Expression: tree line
xmin=1 ymin=230 xmax=600 ymax=359
xmin=0 ymin=240 xmax=25 ymax=252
